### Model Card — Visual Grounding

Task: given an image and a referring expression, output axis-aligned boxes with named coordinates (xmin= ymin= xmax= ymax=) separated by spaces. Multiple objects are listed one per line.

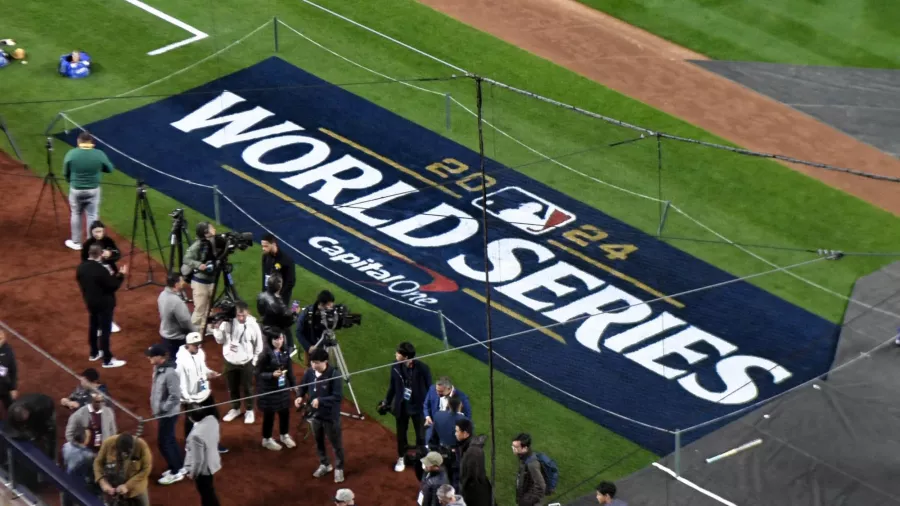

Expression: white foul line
xmin=122 ymin=0 xmax=208 ymax=55
xmin=652 ymin=463 xmax=739 ymax=506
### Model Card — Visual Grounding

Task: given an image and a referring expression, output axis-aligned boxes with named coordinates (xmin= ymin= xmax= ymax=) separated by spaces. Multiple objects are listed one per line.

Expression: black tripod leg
xmin=144 ymin=200 xmax=167 ymax=277
xmin=26 ymin=175 xmax=52 ymax=236
xmin=127 ymin=193 xmax=141 ymax=289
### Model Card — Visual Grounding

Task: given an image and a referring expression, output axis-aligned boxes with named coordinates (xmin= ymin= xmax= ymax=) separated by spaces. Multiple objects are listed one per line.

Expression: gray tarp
xmin=568 ymin=261 xmax=900 ymax=506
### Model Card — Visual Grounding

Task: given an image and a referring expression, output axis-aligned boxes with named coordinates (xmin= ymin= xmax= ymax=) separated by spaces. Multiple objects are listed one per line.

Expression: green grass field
xmin=3 ymin=0 xmax=900 ymax=502
xmin=580 ymin=0 xmax=900 ymax=68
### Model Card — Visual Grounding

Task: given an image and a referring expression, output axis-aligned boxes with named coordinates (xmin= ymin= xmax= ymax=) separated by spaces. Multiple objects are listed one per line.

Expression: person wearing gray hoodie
xmin=438 ymin=484 xmax=468 ymax=506
xmin=146 ymin=343 xmax=185 ymax=486
xmin=184 ymin=410 xmax=222 ymax=506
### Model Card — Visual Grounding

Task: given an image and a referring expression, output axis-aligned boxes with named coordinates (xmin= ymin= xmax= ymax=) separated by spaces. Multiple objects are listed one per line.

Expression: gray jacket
xmin=150 ymin=361 xmax=181 ymax=418
xmin=158 ymin=287 xmax=195 ymax=340
xmin=65 ymin=405 xmax=117 ymax=444
xmin=184 ymin=415 xmax=222 ymax=478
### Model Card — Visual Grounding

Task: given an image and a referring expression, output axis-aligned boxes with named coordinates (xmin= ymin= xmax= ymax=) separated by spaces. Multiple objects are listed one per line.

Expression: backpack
xmin=528 ymin=452 xmax=560 ymax=494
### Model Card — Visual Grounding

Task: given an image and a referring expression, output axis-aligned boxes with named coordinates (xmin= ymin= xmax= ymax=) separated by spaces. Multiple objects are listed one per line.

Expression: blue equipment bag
xmin=58 ymin=51 xmax=92 ymax=79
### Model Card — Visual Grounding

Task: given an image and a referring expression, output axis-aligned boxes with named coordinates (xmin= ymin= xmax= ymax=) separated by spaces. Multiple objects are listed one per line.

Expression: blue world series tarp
xmin=60 ymin=57 xmax=839 ymax=454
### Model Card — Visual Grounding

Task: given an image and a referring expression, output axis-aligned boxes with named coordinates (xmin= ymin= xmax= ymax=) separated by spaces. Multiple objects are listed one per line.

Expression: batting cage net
xmin=1 ymin=1 xmax=899 ymax=505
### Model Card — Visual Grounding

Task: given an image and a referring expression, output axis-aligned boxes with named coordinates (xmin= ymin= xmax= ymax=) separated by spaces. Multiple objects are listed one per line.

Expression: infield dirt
xmin=418 ymin=0 xmax=900 ymax=215
xmin=0 ymin=159 xmax=418 ymax=505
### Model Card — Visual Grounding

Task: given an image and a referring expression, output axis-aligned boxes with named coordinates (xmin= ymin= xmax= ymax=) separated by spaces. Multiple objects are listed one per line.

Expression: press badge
xmin=278 ymin=374 xmax=286 ymax=388
xmin=0 ymin=366 xmax=8 ymax=377
xmin=403 ymin=387 xmax=412 ymax=401
xmin=198 ymin=379 xmax=209 ymax=392
xmin=94 ymin=431 xmax=102 ymax=447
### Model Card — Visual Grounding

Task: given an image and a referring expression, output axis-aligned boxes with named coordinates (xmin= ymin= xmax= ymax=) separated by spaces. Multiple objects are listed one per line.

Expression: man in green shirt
xmin=63 ymin=131 xmax=113 ymax=250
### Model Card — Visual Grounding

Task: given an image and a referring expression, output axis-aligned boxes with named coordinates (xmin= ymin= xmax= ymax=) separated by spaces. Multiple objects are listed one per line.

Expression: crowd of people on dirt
xmin=0 ymin=131 xmax=629 ymax=505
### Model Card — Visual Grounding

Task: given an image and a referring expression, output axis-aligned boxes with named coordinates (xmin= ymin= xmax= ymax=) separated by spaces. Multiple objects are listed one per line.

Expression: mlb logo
xmin=472 ymin=187 xmax=576 ymax=235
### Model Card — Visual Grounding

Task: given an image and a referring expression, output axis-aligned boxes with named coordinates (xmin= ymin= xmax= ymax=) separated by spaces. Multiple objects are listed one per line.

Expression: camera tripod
xmin=200 ymin=247 xmax=241 ymax=337
xmin=167 ymin=209 xmax=192 ymax=301
xmin=26 ymin=137 xmax=69 ymax=237
xmin=127 ymin=181 xmax=166 ymax=290
xmin=312 ymin=314 xmax=364 ymax=420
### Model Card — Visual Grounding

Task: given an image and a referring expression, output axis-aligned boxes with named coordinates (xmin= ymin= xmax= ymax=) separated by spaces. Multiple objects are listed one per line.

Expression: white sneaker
xmin=334 ymin=469 xmax=344 ymax=483
xmin=89 ymin=351 xmax=103 ymax=362
xmin=111 ymin=322 xmax=121 ymax=333
xmin=244 ymin=411 xmax=255 ymax=424
xmin=279 ymin=434 xmax=296 ymax=449
xmin=65 ymin=240 xmax=82 ymax=251
xmin=158 ymin=471 xmax=184 ymax=485
xmin=394 ymin=457 xmax=406 ymax=472
xmin=262 ymin=438 xmax=282 ymax=451
xmin=313 ymin=464 xmax=333 ymax=478
xmin=222 ymin=409 xmax=241 ymax=422
xmin=102 ymin=358 xmax=126 ymax=369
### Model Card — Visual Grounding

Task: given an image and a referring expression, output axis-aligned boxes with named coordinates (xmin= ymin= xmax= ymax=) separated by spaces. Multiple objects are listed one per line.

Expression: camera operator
xmin=94 ymin=433 xmax=152 ymax=506
xmin=261 ymin=233 xmax=295 ymax=304
xmin=6 ymin=393 xmax=56 ymax=459
xmin=295 ymin=347 xmax=345 ymax=483
xmin=296 ymin=290 xmax=336 ymax=357
xmin=213 ymin=300 xmax=262 ymax=425
xmin=380 ymin=341 xmax=432 ymax=473
xmin=182 ymin=222 xmax=219 ymax=331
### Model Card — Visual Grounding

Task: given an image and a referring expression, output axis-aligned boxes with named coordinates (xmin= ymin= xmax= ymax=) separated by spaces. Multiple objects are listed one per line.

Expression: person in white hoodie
xmin=212 ymin=300 xmax=262 ymax=424
xmin=176 ymin=332 xmax=228 ymax=454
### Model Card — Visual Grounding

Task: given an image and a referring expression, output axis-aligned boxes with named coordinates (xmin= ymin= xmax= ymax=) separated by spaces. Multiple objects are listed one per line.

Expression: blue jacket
xmin=429 ymin=411 xmax=470 ymax=449
xmin=299 ymin=366 xmax=343 ymax=421
xmin=58 ymin=52 xmax=91 ymax=79
xmin=384 ymin=360 xmax=432 ymax=415
xmin=423 ymin=385 xmax=472 ymax=420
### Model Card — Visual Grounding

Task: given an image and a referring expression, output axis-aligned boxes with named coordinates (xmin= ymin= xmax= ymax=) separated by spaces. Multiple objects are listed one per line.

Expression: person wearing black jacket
xmin=0 ymin=330 xmax=18 ymax=412
xmin=256 ymin=329 xmax=298 ymax=452
xmin=75 ymin=244 xmax=127 ymax=368
xmin=296 ymin=347 xmax=345 ymax=483
xmin=296 ymin=290 xmax=336 ymax=354
xmin=455 ymin=419 xmax=493 ymax=506
xmin=80 ymin=221 xmax=122 ymax=333
xmin=261 ymin=233 xmax=295 ymax=305
xmin=7 ymin=393 xmax=57 ymax=459
xmin=257 ymin=273 xmax=297 ymax=350
xmin=381 ymin=341 xmax=432 ymax=473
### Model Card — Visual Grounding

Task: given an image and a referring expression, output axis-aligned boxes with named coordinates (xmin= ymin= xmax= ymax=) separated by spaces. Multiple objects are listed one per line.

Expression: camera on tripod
xmin=169 ymin=208 xmax=185 ymax=220
xmin=319 ymin=304 xmax=362 ymax=331
xmin=219 ymin=230 xmax=254 ymax=253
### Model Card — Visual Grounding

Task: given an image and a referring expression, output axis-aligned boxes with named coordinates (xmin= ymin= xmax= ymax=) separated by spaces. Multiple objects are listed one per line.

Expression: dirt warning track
xmin=417 ymin=0 xmax=900 ymax=215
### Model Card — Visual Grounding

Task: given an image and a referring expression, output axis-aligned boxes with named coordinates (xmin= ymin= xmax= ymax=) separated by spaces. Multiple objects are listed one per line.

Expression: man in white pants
xmin=63 ymin=131 xmax=113 ymax=251
xmin=212 ymin=300 xmax=262 ymax=424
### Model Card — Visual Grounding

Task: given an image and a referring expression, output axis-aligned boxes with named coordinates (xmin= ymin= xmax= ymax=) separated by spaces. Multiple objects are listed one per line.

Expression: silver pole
xmin=674 ymin=429 xmax=682 ymax=477
xmin=445 ymin=94 xmax=452 ymax=133
xmin=657 ymin=200 xmax=671 ymax=237
xmin=213 ymin=186 xmax=221 ymax=224
xmin=438 ymin=310 xmax=449 ymax=350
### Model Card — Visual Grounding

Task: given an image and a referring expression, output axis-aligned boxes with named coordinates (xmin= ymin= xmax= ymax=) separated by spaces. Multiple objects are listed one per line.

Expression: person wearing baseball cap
xmin=334 ymin=488 xmax=355 ymax=505
xmin=176 ymin=332 xmax=228 ymax=454
xmin=419 ymin=451 xmax=449 ymax=506
xmin=181 ymin=222 xmax=218 ymax=332
xmin=146 ymin=343 xmax=186 ymax=485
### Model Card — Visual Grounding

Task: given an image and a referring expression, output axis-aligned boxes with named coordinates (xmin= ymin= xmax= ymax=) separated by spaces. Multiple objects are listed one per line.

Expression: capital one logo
xmin=474 ymin=187 xmax=576 ymax=235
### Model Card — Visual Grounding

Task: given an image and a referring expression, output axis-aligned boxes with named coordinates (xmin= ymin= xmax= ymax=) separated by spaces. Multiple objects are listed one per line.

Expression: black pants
xmin=224 ymin=362 xmax=254 ymax=411
xmin=311 ymin=418 xmax=344 ymax=469
xmin=88 ymin=307 xmax=114 ymax=362
xmin=164 ymin=337 xmax=185 ymax=359
xmin=261 ymin=409 xmax=289 ymax=439
xmin=157 ymin=415 xmax=183 ymax=473
xmin=396 ymin=406 xmax=426 ymax=458
xmin=195 ymin=474 xmax=220 ymax=506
